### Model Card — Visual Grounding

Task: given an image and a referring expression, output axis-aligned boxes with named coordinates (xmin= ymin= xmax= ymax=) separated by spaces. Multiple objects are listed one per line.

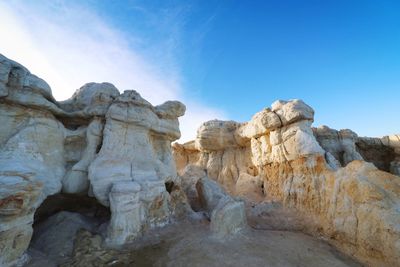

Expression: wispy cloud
xmin=0 ymin=0 xmax=226 ymax=141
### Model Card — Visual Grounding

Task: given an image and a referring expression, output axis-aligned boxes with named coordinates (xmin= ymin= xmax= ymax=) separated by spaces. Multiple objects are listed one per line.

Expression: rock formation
xmin=313 ymin=126 xmax=363 ymax=169
xmin=196 ymin=176 xmax=247 ymax=238
xmin=356 ymin=134 xmax=400 ymax=175
xmin=1 ymin=53 xmax=399 ymax=267
xmin=0 ymin=54 xmax=187 ymax=266
xmin=173 ymin=100 xmax=400 ymax=266
xmin=313 ymin=125 xmax=400 ymax=175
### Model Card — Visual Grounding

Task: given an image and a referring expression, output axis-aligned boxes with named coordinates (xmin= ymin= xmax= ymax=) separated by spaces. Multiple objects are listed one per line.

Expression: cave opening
xmin=29 ymin=193 xmax=111 ymax=263
xmin=165 ymin=181 xmax=174 ymax=194
xmin=33 ymin=193 xmax=110 ymax=226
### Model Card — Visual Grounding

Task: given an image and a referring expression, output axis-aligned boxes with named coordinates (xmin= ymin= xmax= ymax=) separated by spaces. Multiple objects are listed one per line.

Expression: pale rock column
xmin=106 ymin=181 xmax=144 ymax=246
xmin=62 ymin=118 xmax=104 ymax=194
xmin=88 ymin=90 xmax=185 ymax=244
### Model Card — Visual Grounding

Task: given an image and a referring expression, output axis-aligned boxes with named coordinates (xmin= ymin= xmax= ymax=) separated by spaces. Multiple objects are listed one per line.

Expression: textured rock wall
xmin=173 ymin=121 xmax=258 ymax=196
xmin=173 ymin=99 xmax=400 ymax=266
xmin=312 ymin=126 xmax=363 ymax=169
xmin=0 ymin=55 xmax=66 ymax=266
xmin=356 ymin=135 xmax=400 ymax=175
xmin=313 ymin=125 xmax=400 ymax=175
xmin=0 ymin=54 xmax=187 ymax=266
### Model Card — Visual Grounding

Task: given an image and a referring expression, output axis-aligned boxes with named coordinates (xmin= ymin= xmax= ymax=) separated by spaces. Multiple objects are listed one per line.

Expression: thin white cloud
xmin=0 ymin=1 xmax=226 ymax=141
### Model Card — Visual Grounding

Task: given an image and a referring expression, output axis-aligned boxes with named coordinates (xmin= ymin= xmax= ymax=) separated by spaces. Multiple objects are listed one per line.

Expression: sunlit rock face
xmin=88 ymin=90 xmax=186 ymax=246
xmin=173 ymin=99 xmax=400 ymax=267
xmin=0 ymin=54 xmax=66 ymax=267
xmin=0 ymin=54 xmax=187 ymax=266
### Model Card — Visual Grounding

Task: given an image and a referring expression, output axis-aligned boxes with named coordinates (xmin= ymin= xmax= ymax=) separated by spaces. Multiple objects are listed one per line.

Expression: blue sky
xmin=1 ymin=0 xmax=399 ymax=139
xmin=180 ymin=0 xmax=400 ymax=137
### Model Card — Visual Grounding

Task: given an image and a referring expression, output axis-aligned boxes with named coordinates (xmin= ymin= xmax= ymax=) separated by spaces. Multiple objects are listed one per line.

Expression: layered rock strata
xmin=173 ymin=99 xmax=400 ymax=266
xmin=0 ymin=54 xmax=186 ymax=266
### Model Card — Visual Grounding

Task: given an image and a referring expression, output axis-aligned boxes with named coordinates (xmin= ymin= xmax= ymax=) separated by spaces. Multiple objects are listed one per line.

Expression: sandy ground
xmin=25 ymin=215 xmax=361 ymax=267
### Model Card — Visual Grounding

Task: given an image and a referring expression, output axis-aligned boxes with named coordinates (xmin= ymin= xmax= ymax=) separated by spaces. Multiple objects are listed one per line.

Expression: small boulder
xmin=196 ymin=177 xmax=247 ymax=237
xmin=196 ymin=177 xmax=227 ymax=215
xmin=210 ymin=198 xmax=247 ymax=238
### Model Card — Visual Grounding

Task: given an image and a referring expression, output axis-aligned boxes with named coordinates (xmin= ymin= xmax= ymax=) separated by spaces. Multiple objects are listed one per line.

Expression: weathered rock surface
xmin=177 ymin=166 xmax=248 ymax=238
xmin=0 ymin=54 xmax=66 ymax=267
xmin=235 ymin=173 xmax=263 ymax=201
xmin=86 ymin=90 xmax=187 ymax=246
xmin=196 ymin=176 xmax=247 ymax=237
xmin=106 ymin=181 xmax=144 ymax=246
xmin=209 ymin=198 xmax=247 ymax=238
xmin=63 ymin=118 xmax=103 ymax=194
xmin=179 ymin=165 xmax=207 ymax=211
xmin=383 ymin=134 xmax=400 ymax=175
xmin=174 ymin=99 xmax=400 ymax=266
xmin=1 ymin=52 xmax=399 ymax=267
xmin=195 ymin=120 xmax=241 ymax=150
xmin=313 ymin=126 xmax=363 ymax=169
xmin=88 ymin=90 xmax=184 ymax=206
xmin=0 ymin=54 xmax=187 ymax=266
xmin=58 ymin=82 xmax=119 ymax=116
xmin=356 ymin=134 xmax=400 ymax=176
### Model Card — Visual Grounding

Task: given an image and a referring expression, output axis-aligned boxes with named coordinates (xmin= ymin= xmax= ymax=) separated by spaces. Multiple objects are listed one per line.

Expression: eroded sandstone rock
xmin=356 ymin=136 xmax=396 ymax=173
xmin=379 ymin=134 xmax=400 ymax=175
xmin=235 ymin=173 xmax=263 ymax=201
xmin=58 ymin=82 xmax=119 ymax=116
xmin=174 ymin=99 xmax=400 ymax=266
xmin=63 ymin=118 xmax=104 ymax=194
xmin=196 ymin=177 xmax=247 ymax=237
xmin=313 ymin=125 xmax=363 ymax=167
xmin=1 ymin=52 xmax=399 ymax=267
xmin=0 ymin=55 xmax=67 ymax=267
xmin=179 ymin=165 xmax=207 ymax=211
xmin=0 ymin=54 xmax=187 ymax=266
xmin=210 ymin=197 xmax=247 ymax=238
xmin=106 ymin=181 xmax=144 ymax=246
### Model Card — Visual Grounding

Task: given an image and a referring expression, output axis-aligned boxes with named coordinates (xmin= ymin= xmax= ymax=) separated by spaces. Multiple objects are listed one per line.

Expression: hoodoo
xmin=0 ymin=54 xmax=189 ymax=266
xmin=0 ymin=54 xmax=399 ymax=267
xmin=173 ymin=99 xmax=400 ymax=267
